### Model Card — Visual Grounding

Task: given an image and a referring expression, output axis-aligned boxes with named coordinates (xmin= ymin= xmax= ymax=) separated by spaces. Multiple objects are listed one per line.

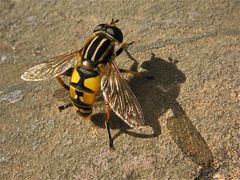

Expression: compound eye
xmin=94 ymin=24 xmax=107 ymax=32
xmin=106 ymin=28 xmax=114 ymax=36
xmin=94 ymin=25 xmax=103 ymax=32
xmin=108 ymin=26 xmax=123 ymax=43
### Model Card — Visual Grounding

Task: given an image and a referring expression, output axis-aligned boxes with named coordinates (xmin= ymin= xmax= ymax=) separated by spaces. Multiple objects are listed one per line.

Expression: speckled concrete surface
xmin=0 ymin=0 xmax=239 ymax=179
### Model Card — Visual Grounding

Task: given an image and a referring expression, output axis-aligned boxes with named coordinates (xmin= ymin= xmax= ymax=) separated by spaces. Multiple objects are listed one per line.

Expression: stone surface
xmin=0 ymin=0 xmax=239 ymax=179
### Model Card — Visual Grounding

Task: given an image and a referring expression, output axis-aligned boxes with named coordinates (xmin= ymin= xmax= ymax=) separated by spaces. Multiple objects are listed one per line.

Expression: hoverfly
xmin=21 ymin=19 xmax=144 ymax=149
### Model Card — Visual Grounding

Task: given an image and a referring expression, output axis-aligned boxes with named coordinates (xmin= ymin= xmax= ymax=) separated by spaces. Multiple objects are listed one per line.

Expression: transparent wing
xmin=21 ymin=50 xmax=81 ymax=81
xmin=101 ymin=60 xmax=144 ymax=128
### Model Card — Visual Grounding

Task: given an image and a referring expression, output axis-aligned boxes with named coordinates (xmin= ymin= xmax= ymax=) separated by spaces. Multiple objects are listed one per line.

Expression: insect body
xmin=69 ymin=30 xmax=115 ymax=115
xmin=21 ymin=19 xmax=144 ymax=149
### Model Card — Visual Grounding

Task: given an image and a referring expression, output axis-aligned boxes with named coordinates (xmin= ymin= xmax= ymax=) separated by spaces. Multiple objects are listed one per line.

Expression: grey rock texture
xmin=0 ymin=0 xmax=239 ymax=179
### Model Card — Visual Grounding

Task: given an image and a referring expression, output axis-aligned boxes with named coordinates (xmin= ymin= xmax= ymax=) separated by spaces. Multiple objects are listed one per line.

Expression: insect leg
xmin=105 ymin=101 xmax=114 ymax=149
xmin=55 ymin=67 xmax=73 ymax=91
xmin=115 ymin=41 xmax=135 ymax=56
xmin=56 ymin=76 xmax=70 ymax=91
xmin=116 ymin=43 xmax=154 ymax=80
xmin=58 ymin=103 xmax=73 ymax=111
xmin=119 ymin=68 xmax=154 ymax=80
xmin=119 ymin=68 xmax=141 ymax=76
xmin=56 ymin=75 xmax=73 ymax=111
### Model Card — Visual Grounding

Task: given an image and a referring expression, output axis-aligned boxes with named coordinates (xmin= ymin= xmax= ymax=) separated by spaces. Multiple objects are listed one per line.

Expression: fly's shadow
xmin=91 ymin=51 xmax=214 ymax=175
xmin=91 ymin=52 xmax=186 ymax=137
xmin=91 ymin=51 xmax=186 ymax=134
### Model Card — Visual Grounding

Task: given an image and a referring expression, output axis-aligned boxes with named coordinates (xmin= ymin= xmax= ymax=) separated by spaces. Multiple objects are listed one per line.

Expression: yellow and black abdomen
xmin=69 ymin=66 xmax=101 ymax=115
xmin=69 ymin=34 xmax=114 ymax=115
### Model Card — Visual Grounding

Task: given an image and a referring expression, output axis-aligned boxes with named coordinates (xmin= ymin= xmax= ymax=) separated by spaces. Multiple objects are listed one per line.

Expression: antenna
xmin=110 ymin=18 xmax=119 ymax=26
